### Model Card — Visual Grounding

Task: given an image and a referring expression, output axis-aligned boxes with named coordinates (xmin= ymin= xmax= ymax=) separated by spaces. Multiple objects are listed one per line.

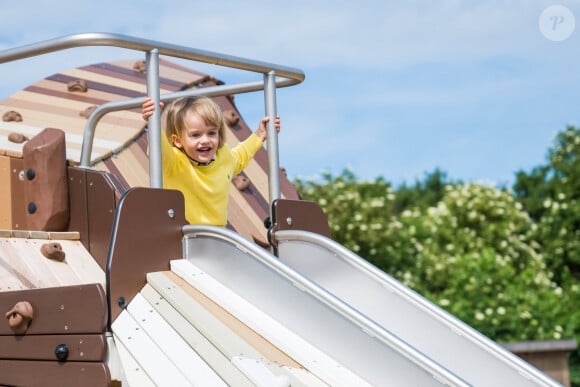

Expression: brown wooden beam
xmin=0 ymin=283 xmax=107 ymax=335
xmin=0 ymin=360 xmax=110 ymax=387
xmin=0 ymin=334 xmax=107 ymax=362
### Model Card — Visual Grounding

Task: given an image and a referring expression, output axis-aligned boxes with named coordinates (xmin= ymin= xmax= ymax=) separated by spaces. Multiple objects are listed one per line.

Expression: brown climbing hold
xmin=8 ymin=132 xmax=28 ymax=143
xmin=5 ymin=301 xmax=34 ymax=335
xmin=232 ymin=175 xmax=250 ymax=191
xmin=41 ymin=242 xmax=66 ymax=262
xmin=67 ymin=79 xmax=88 ymax=92
xmin=3 ymin=110 xmax=23 ymax=122
xmin=80 ymin=105 xmax=98 ymax=118
xmin=133 ymin=60 xmax=147 ymax=73
xmin=223 ymin=110 xmax=240 ymax=127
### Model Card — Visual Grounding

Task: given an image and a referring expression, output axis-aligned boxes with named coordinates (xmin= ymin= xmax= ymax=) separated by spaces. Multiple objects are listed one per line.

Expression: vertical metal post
xmin=264 ymin=70 xmax=281 ymax=215
xmin=146 ymin=49 xmax=163 ymax=188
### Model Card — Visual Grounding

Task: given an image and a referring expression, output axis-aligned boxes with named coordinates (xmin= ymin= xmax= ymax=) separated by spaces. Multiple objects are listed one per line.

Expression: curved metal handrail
xmin=0 ymin=32 xmax=304 ymax=211
xmin=0 ymin=32 xmax=305 ymax=83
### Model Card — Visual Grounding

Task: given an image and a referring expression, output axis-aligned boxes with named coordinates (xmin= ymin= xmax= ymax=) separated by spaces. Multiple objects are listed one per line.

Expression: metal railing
xmin=0 ymin=32 xmax=305 ymax=210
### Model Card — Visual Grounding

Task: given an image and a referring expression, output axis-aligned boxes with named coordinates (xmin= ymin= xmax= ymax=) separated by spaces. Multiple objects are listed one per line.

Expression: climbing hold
xmin=3 ymin=110 xmax=23 ymax=122
xmin=7 ymin=132 xmax=28 ymax=143
xmin=232 ymin=175 xmax=250 ymax=191
xmin=133 ymin=60 xmax=147 ymax=73
xmin=223 ymin=109 xmax=240 ymax=127
xmin=67 ymin=79 xmax=88 ymax=92
xmin=5 ymin=301 xmax=34 ymax=335
xmin=41 ymin=242 xmax=66 ymax=262
xmin=27 ymin=202 xmax=37 ymax=214
xmin=80 ymin=105 xmax=97 ymax=118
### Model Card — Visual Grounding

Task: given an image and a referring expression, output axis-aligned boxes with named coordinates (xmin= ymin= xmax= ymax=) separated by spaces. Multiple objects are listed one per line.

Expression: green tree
xmin=514 ymin=125 xmax=580 ymax=281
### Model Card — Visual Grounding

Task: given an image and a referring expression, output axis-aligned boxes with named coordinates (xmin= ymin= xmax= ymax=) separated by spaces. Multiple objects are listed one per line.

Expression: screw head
xmin=55 ymin=344 xmax=69 ymax=361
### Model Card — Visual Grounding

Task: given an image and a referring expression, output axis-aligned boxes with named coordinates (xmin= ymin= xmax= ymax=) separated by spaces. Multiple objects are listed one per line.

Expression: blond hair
xmin=164 ymin=97 xmax=227 ymax=149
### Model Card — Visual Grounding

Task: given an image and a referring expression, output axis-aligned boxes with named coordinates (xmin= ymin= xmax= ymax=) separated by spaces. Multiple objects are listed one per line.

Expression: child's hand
xmin=256 ymin=115 xmax=281 ymax=141
xmin=141 ymin=97 xmax=164 ymax=121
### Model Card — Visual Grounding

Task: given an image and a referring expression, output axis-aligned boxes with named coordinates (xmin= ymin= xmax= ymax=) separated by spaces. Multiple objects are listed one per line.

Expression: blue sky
xmin=1 ymin=0 xmax=579 ymax=188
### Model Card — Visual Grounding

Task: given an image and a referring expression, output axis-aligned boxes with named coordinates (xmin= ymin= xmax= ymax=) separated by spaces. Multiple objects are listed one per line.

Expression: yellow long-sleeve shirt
xmin=161 ymin=133 xmax=263 ymax=225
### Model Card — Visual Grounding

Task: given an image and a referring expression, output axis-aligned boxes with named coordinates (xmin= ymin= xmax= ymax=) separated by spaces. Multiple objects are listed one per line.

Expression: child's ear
xmin=172 ymin=134 xmax=183 ymax=149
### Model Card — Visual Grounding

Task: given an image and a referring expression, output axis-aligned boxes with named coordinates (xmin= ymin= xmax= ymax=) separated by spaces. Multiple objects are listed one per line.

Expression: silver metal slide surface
xmin=181 ymin=225 xmax=470 ymax=387
xmin=274 ymin=229 xmax=562 ymax=387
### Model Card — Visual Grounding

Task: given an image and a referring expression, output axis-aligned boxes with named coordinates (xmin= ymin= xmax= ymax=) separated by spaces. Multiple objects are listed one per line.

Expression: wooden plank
xmin=106 ymin=148 xmax=150 ymax=187
xmin=0 ymin=237 xmax=105 ymax=291
xmin=0 ymin=155 xmax=11 ymax=229
xmin=0 ymin=334 xmax=106 ymax=361
xmin=0 ymin=359 xmax=110 ymax=387
xmin=140 ymin=284 xmax=254 ymax=387
xmin=148 ymin=271 xmax=323 ymax=387
xmin=111 ymin=310 xmax=192 ymax=386
xmin=0 ymin=283 xmax=107 ymax=335
xmin=127 ymin=292 xmax=227 ymax=386
xmin=10 ymin=157 xmax=25 ymax=230
xmin=170 ymin=260 xmax=371 ymax=387
xmin=113 ymin=333 xmax=156 ymax=387
xmin=161 ymin=267 xmax=302 ymax=368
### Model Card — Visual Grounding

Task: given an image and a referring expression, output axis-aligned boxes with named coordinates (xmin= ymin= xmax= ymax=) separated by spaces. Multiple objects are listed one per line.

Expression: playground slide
xmin=274 ymin=229 xmax=561 ymax=387
xmin=178 ymin=225 xmax=469 ymax=386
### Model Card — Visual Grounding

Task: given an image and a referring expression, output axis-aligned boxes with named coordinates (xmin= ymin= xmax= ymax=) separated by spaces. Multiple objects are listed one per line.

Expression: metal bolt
xmin=55 ymin=344 xmax=69 ymax=361
xmin=168 ymin=209 xmax=175 ymax=218
xmin=286 ymin=217 xmax=293 ymax=226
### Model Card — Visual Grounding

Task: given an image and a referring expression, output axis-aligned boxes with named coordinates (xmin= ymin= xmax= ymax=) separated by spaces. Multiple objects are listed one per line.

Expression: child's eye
xmin=208 ymin=130 xmax=218 ymax=136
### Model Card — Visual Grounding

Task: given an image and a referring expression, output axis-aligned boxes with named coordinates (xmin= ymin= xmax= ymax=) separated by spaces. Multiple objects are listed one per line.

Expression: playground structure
xmin=0 ymin=33 xmax=565 ymax=386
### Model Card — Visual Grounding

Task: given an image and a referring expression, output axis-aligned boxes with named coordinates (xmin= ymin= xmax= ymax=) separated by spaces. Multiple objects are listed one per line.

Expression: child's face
xmin=172 ymin=111 xmax=219 ymax=164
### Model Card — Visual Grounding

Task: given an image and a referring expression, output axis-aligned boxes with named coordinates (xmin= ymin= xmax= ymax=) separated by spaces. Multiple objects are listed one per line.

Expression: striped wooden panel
xmin=156 ymin=270 xmax=302 ymax=369
xmin=139 ymin=284 xmax=254 ymax=387
xmin=147 ymin=270 xmax=319 ymax=387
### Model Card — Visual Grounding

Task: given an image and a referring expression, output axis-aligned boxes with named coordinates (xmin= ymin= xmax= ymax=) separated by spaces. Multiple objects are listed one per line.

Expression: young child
xmin=141 ymin=96 xmax=280 ymax=226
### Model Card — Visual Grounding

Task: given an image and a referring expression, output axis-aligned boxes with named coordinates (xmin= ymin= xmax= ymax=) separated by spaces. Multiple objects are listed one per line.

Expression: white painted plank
xmin=232 ymin=356 xmax=291 ymax=387
xmin=113 ymin=333 xmax=156 ymax=387
xmin=112 ymin=309 xmax=192 ymax=386
xmin=147 ymin=271 xmax=320 ymax=387
xmin=171 ymin=259 xmax=371 ymax=387
xmin=140 ymin=284 xmax=254 ymax=387
xmin=127 ymin=293 xmax=227 ymax=387
xmin=147 ymin=271 xmax=259 ymax=360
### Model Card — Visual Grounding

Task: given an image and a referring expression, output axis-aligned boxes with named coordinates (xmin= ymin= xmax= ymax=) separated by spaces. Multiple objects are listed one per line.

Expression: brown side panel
xmin=108 ymin=187 xmax=185 ymax=323
xmin=0 ymin=155 xmax=11 ymax=229
xmin=0 ymin=283 xmax=107 ymax=335
xmin=10 ymin=157 xmax=25 ymax=230
xmin=0 ymin=360 xmax=110 ymax=387
xmin=67 ymin=167 xmax=89 ymax=250
xmin=272 ymin=199 xmax=331 ymax=240
xmin=86 ymin=170 xmax=122 ymax=271
xmin=67 ymin=167 xmax=128 ymax=272
xmin=0 ymin=334 xmax=106 ymax=361
xmin=23 ymin=128 xmax=69 ymax=231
